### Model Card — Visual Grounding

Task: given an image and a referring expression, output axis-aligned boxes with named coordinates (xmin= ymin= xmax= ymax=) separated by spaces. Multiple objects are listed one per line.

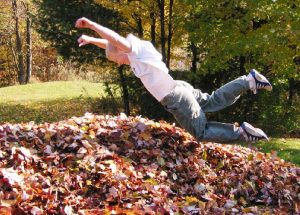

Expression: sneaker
xmin=240 ymin=122 xmax=269 ymax=142
xmin=247 ymin=69 xmax=272 ymax=94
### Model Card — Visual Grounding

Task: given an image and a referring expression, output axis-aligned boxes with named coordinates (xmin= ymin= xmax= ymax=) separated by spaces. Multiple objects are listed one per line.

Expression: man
xmin=75 ymin=17 xmax=272 ymax=143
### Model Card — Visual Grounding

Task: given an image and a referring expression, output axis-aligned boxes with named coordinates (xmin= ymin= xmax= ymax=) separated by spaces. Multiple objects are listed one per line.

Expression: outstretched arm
xmin=77 ymin=35 xmax=108 ymax=49
xmin=75 ymin=18 xmax=176 ymax=103
xmin=75 ymin=17 xmax=131 ymax=52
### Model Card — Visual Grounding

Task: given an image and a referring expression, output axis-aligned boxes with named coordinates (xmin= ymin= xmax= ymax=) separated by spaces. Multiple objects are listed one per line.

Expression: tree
xmin=34 ymin=0 xmax=120 ymax=62
xmin=181 ymin=0 xmax=300 ymax=135
xmin=0 ymin=2 xmax=13 ymax=85
xmin=12 ymin=0 xmax=26 ymax=84
xmin=184 ymin=0 xmax=299 ymax=76
xmin=93 ymin=1 xmax=190 ymax=117
xmin=0 ymin=0 xmax=33 ymax=85
xmin=157 ymin=0 xmax=167 ymax=63
xmin=96 ymin=0 xmax=189 ymax=68
xmin=25 ymin=2 xmax=32 ymax=83
xmin=0 ymin=0 xmax=63 ymax=86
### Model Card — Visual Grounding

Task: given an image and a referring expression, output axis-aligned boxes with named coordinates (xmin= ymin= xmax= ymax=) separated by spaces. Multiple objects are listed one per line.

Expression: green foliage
xmin=184 ymin=0 xmax=300 ymax=76
xmin=176 ymin=0 xmax=300 ymax=136
xmin=34 ymin=0 xmax=120 ymax=61
xmin=118 ymin=0 xmax=300 ymax=136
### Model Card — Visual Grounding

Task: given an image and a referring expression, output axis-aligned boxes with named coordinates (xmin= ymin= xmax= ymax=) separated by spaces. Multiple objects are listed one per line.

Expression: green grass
xmin=238 ymin=138 xmax=300 ymax=166
xmin=0 ymin=81 xmax=102 ymax=103
xmin=0 ymin=81 xmax=121 ymax=123
xmin=0 ymin=81 xmax=299 ymax=166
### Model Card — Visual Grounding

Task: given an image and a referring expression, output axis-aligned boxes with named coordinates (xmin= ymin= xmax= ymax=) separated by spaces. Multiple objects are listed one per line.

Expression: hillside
xmin=0 ymin=81 xmax=113 ymax=123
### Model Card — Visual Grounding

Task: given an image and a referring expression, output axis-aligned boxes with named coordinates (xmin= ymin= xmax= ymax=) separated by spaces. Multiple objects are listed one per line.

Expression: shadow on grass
xmin=0 ymin=97 xmax=122 ymax=124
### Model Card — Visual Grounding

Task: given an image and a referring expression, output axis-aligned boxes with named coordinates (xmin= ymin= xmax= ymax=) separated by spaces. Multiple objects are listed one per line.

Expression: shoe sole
xmin=242 ymin=122 xmax=269 ymax=141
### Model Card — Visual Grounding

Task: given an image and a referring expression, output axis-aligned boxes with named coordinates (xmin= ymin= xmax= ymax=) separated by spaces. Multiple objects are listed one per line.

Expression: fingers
xmin=75 ymin=18 xmax=95 ymax=48
xmin=79 ymin=42 xmax=88 ymax=47
xmin=75 ymin=18 xmax=85 ymax=28
xmin=75 ymin=17 xmax=91 ymax=29
xmin=77 ymin=35 xmax=90 ymax=47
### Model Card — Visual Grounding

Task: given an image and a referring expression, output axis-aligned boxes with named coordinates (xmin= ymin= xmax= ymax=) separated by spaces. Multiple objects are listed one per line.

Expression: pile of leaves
xmin=0 ymin=113 xmax=299 ymax=214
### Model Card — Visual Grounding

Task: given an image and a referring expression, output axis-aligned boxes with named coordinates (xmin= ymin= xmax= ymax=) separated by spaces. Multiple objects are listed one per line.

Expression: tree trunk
xmin=150 ymin=11 xmax=156 ymax=45
xmin=190 ymin=42 xmax=197 ymax=73
xmin=136 ymin=17 xmax=143 ymax=38
xmin=239 ymin=56 xmax=246 ymax=75
xmin=288 ymin=78 xmax=294 ymax=106
xmin=118 ymin=65 xmax=130 ymax=115
xmin=12 ymin=0 xmax=26 ymax=84
xmin=132 ymin=12 xmax=143 ymax=38
xmin=157 ymin=0 xmax=166 ymax=63
xmin=25 ymin=4 xmax=32 ymax=84
xmin=166 ymin=0 xmax=173 ymax=68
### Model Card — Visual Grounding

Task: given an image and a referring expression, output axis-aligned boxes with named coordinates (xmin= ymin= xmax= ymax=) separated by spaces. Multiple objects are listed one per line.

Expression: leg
xmin=178 ymin=69 xmax=272 ymax=113
xmin=161 ymin=83 xmax=243 ymax=143
xmin=203 ymin=122 xmax=242 ymax=143
xmin=161 ymin=84 xmax=206 ymax=140
xmin=196 ymin=76 xmax=249 ymax=113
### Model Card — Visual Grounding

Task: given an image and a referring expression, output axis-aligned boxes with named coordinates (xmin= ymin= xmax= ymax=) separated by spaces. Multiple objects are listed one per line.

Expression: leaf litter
xmin=0 ymin=113 xmax=299 ymax=214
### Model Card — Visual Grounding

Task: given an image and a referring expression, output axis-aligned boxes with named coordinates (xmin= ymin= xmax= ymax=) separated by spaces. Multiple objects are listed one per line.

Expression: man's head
xmin=105 ymin=42 xmax=129 ymax=65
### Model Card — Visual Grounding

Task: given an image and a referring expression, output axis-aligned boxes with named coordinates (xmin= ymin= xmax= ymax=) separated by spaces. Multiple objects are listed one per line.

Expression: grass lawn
xmin=254 ymin=138 xmax=300 ymax=166
xmin=0 ymin=81 xmax=121 ymax=123
xmin=0 ymin=81 xmax=102 ymax=103
xmin=0 ymin=81 xmax=299 ymax=166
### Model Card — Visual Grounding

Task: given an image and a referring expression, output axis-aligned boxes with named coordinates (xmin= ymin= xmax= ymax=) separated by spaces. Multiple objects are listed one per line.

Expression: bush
xmin=0 ymin=69 xmax=16 ymax=87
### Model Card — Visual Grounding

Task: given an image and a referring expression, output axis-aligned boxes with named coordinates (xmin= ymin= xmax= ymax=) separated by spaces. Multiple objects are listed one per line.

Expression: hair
xmin=105 ymin=42 xmax=118 ymax=61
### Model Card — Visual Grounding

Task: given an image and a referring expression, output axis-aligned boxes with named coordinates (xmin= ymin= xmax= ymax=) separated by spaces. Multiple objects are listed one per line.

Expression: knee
xmin=161 ymin=85 xmax=207 ymax=140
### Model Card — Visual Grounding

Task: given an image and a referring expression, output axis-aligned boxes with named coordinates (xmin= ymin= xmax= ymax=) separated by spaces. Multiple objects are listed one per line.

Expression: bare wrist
xmin=89 ymin=22 xmax=98 ymax=31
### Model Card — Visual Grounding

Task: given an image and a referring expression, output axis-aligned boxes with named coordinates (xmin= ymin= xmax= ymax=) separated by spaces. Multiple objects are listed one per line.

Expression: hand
xmin=75 ymin=17 xmax=93 ymax=29
xmin=77 ymin=35 xmax=92 ymax=47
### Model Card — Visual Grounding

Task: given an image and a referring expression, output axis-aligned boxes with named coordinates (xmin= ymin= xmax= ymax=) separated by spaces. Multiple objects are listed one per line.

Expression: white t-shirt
xmin=125 ymin=34 xmax=176 ymax=101
xmin=126 ymin=34 xmax=169 ymax=77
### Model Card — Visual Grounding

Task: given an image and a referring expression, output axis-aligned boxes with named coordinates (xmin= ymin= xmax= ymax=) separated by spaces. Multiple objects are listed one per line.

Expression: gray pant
xmin=161 ymin=76 xmax=250 ymax=143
